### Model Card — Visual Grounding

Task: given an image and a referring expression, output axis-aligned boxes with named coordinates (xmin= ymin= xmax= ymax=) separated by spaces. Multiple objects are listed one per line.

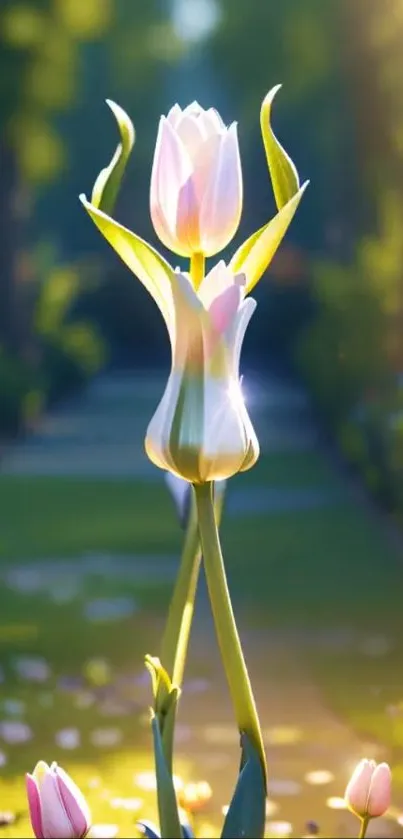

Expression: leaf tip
xmin=105 ymin=98 xmax=135 ymax=148
xmin=262 ymin=83 xmax=282 ymax=110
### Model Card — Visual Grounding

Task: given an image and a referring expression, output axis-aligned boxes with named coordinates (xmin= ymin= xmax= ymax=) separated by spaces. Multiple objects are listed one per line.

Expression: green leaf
xmin=260 ymin=85 xmax=300 ymax=211
xmin=79 ymin=196 xmax=174 ymax=329
xmin=151 ymin=713 xmax=183 ymax=839
xmin=145 ymin=655 xmax=172 ymax=710
xmin=221 ymin=733 xmax=266 ymax=839
xmin=230 ymin=182 xmax=309 ymax=294
xmin=91 ymin=100 xmax=135 ymax=215
xmin=161 ymin=686 xmax=180 ymax=775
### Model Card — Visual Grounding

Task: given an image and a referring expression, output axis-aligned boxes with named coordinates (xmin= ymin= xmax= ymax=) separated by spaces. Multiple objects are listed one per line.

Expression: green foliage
xmin=0 ymin=350 xmax=39 ymax=436
xmin=221 ymin=734 xmax=266 ymax=839
xmin=34 ymin=260 xmax=106 ymax=402
xmin=295 ymin=191 xmax=403 ymax=510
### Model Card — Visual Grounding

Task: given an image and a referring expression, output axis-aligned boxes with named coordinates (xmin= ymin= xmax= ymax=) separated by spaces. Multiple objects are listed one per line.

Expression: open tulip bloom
xmin=13 ymin=87 xmax=374 ymax=839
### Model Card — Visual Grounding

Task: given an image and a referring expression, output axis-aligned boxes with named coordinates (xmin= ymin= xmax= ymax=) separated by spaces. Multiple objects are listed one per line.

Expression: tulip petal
xmin=170 ymin=271 xmax=206 ymax=367
xmin=145 ymin=272 xmax=207 ymax=475
xmin=80 ymin=196 xmax=175 ymax=339
xmin=208 ymin=284 xmax=242 ymax=338
xmin=175 ymin=176 xmax=201 ymax=253
xmin=230 ymin=299 xmax=260 ymax=472
xmin=191 ymin=132 xmax=222 ymax=207
xmin=181 ymin=100 xmax=203 ymax=117
xmin=56 ymin=766 xmax=91 ymax=837
xmin=145 ymin=369 xmax=183 ymax=474
xmin=166 ymin=103 xmax=182 ymax=128
xmin=229 ymin=297 xmax=257 ymax=376
xmin=230 ymin=181 xmax=309 ymax=293
xmin=200 ymin=377 xmax=250 ymax=481
xmin=198 ymin=260 xmax=241 ymax=310
xmin=198 ymin=107 xmax=225 ymax=137
xmin=26 ymin=774 xmax=44 ymax=839
xmin=175 ymin=113 xmax=205 ymax=158
xmin=260 ymin=85 xmax=300 ymax=210
xmin=39 ymin=771 xmax=74 ymax=839
xmin=345 ymin=759 xmax=374 ymax=816
xmin=368 ymin=763 xmax=392 ymax=817
xmin=150 ymin=117 xmax=193 ymax=256
xmin=200 ymin=124 xmax=243 ymax=256
xmin=91 ymin=100 xmax=135 ymax=215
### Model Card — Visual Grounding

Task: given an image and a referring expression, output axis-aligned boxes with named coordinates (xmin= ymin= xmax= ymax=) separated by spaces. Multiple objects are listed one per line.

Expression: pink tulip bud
xmin=150 ymin=102 xmax=243 ymax=258
xmin=26 ymin=761 xmax=91 ymax=838
xmin=345 ymin=759 xmax=392 ymax=818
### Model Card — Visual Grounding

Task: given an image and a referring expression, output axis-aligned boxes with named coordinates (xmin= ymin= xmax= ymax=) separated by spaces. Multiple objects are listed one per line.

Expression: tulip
xmin=345 ymin=759 xmax=391 ymax=819
xmin=150 ymin=102 xmax=242 ymax=258
xmin=145 ymin=261 xmax=259 ymax=483
xmin=26 ymin=761 xmax=91 ymax=839
xmin=178 ymin=780 xmax=213 ymax=813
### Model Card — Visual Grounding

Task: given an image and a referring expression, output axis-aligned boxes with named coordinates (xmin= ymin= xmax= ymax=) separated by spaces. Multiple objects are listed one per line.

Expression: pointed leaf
xmin=221 ymin=734 xmax=266 ymax=839
xmin=230 ymin=182 xmax=309 ymax=294
xmin=145 ymin=655 xmax=173 ymax=710
xmin=79 ymin=196 xmax=175 ymax=331
xmin=260 ymin=85 xmax=300 ymax=211
xmin=161 ymin=686 xmax=180 ymax=774
xmin=91 ymin=100 xmax=135 ymax=215
xmin=137 ymin=821 xmax=161 ymax=839
xmin=136 ymin=821 xmax=193 ymax=839
xmin=151 ymin=714 xmax=183 ymax=839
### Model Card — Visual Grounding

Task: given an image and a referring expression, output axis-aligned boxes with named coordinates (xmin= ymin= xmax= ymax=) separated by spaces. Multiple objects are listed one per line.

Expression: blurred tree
xmin=210 ymin=0 xmax=354 ymax=254
xmin=0 ymin=0 xmax=178 ymax=366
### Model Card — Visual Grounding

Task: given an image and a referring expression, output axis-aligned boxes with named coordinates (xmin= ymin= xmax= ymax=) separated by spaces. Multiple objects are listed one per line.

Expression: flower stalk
xmin=358 ymin=817 xmax=369 ymax=839
xmin=193 ymin=480 xmax=267 ymax=786
xmin=157 ymin=483 xmax=226 ymax=769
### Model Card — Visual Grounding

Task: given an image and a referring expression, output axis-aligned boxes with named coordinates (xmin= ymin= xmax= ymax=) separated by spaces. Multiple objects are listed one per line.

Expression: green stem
xmin=190 ymin=252 xmax=205 ymax=290
xmin=160 ymin=496 xmax=201 ymax=690
xmin=194 ymin=481 xmax=267 ymax=787
xmin=358 ymin=816 xmax=369 ymax=839
xmin=157 ymin=483 xmax=226 ymax=771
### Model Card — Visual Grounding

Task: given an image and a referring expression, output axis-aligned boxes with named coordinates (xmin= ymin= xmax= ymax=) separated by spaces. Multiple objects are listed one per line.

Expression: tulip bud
xmin=145 ymin=265 xmax=259 ymax=483
xmin=150 ymin=102 xmax=242 ymax=258
xmin=178 ymin=780 xmax=213 ymax=813
xmin=26 ymin=761 xmax=91 ymax=839
xmin=345 ymin=759 xmax=392 ymax=819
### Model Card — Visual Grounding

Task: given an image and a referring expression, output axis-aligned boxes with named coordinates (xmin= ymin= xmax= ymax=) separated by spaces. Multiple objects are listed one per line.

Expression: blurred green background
xmin=2 ymin=1 xmax=403 ymax=836
xmin=2 ymin=0 xmax=403 ymax=512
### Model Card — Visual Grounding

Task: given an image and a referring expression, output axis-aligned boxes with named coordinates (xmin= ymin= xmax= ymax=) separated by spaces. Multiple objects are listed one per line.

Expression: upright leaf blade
xmin=91 ymin=100 xmax=135 ymax=215
xmin=260 ymin=85 xmax=300 ymax=211
xmin=80 ymin=196 xmax=175 ymax=329
xmin=151 ymin=714 xmax=183 ymax=839
xmin=230 ymin=182 xmax=309 ymax=293
xmin=221 ymin=734 xmax=266 ymax=839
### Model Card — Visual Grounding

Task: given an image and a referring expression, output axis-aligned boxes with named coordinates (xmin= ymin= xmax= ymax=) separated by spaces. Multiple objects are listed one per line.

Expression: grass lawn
xmin=1 ymin=449 xmax=403 ymax=833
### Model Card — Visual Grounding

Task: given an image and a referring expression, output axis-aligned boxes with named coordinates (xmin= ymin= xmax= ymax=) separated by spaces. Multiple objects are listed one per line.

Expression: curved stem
xmin=194 ymin=481 xmax=267 ymax=786
xmin=190 ymin=252 xmax=205 ymax=290
xmin=160 ymin=496 xmax=201 ymax=690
